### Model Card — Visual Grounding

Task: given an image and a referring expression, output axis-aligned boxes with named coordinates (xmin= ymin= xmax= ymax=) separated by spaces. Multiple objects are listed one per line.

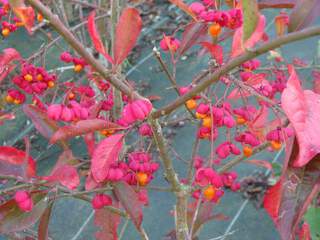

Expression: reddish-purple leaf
xmin=50 ymin=119 xmax=121 ymax=144
xmin=0 ymin=192 xmax=47 ymax=234
xmin=281 ymin=66 xmax=320 ymax=167
xmin=91 ymin=134 xmax=124 ymax=182
xmin=94 ymin=204 xmax=120 ymax=240
xmin=288 ymin=0 xmax=320 ymax=32
xmin=231 ymin=14 xmax=266 ymax=57
xmin=38 ymin=202 xmax=53 ymax=240
xmin=113 ymin=181 xmax=143 ymax=229
xmin=0 ymin=48 xmax=21 ymax=84
xmin=43 ymin=164 xmax=80 ymax=190
xmin=177 ymin=22 xmax=207 ymax=57
xmin=87 ymin=11 xmax=114 ymax=64
xmin=199 ymin=42 xmax=223 ymax=65
xmin=0 ymin=146 xmax=36 ymax=178
xmin=258 ymin=0 xmax=296 ymax=9
xmin=23 ymin=105 xmax=69 ymax=149
xmin=113 ymin=8 xmax=142 ymax=66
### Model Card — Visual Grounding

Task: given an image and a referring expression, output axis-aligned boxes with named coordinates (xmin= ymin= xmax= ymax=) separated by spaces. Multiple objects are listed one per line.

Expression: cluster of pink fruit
xmin=191 ymin=166 xmax=240 ymax=202
xmin=189 ymin=2 xmax=243 ymax=30
xmin=60 ymin=52 xmax=88 ymax=73
xmin=47 ymin=100 xmax=89 ymax=122
xmin=5 ymin=64 xmax=57 ymax=105
xmin=125 ymin=152 xmax=159 ymax=186
xmin=118 ymin=99 xmax=153 ymax=126
xmin=0 ymin=1 xmax=23 ymax=38
xmin=177 ymin=83 xmax=293 ymax=165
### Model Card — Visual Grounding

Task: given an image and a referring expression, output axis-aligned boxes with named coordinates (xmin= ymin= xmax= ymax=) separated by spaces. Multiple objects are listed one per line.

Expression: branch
xmin=148 ymin=118 xmax=181 ymax=191
xmin=148 ymin=118 xmax=189 ymax=240
xmin=152 ymin=25 xmax=320 ymax=118
xmin=26 ymin=0 xmax=142 ymax=100
xmin=217 ymin=142 xmax=270 ymax=173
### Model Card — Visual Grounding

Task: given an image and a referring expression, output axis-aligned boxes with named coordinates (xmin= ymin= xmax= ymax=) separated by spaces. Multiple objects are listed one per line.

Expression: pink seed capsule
xmin=92 ymin=194 xmax=104 ymax=209
xmin=60 ymin=51 xmax=73 ymax=63
xmin=60 ymin=106 xmax=74 ymax=122
xmin=139 ymin=123 xmax=153 ymax=137
xmin=189 ymin=2 xmax=205 ymax=15
xmin=196 ymin=103 xmax=210 ymax=115
xmin=47 ymin=104 xmax=62 ymax=121
xmin=80 ymin=108 xmax=89 ymax=120
xmin=216 ymin=143 xmax=230 ymax=159
xmin=18 ymin=198 xmax=33 ymax=212
xmin=14 ymin=190 xmax=30 ymax=203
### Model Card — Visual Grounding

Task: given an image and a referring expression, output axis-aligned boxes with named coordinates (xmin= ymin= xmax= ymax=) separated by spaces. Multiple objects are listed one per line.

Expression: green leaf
xmin=304 ymin=207 xmax=320 ymax=239
xmin=288 ymin=0 xmax=320 ymax=32
xmin=0 ymin=192 xmax=48 ymax=233
xmin=242 ymin=0 xmax=260 ymax=41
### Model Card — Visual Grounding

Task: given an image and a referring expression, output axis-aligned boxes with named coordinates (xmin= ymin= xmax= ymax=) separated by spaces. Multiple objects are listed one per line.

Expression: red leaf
xmin=113 ymin=8 xmax=142 ymax=66
xmin=0 ymin=192 xmax=47 ymax=234
xmin=263 ymin=179 xmax=282 ymax=222
xmin=113 ymin=181 xmax=143 ymax=229
xmin=84 ymin=132 xmax=95 ymax=158
xmin=258 ymin=0 xmax=296 ymax=9
xmin=9 ymin=0 xmax=35 ymax=34
xmin=91 ymin=134 xmax=124 ymax=182
xmin=312 ymin=70 xmax=320 ymax=94
xmin=85 ymin=172 xmax=99 ymax=191
xmin=94 ymin=205 xmax=120 ymax=240
xmin=168 ymin=0 xmax=197 ymax=20
xmin=87 ymin=11 xmax=114 ymax=64
xmin=299 ymin=222 xmax=311 ymax=240
xmin=50 ymin=119 xmax=121 ymax=144
xmin=263 ymin=139 xmax=320 ymax=240
xmin=288 ymin=0 xmax=320 ymax=32
xmin=53 ymin=149 xmax=75 ymax=171
xmin=38 ymin=202 xmax=53 ymax=240
xmin=0 ymin=146 xmax=36 ymax=178
xmin=0 ymin=48 xmax=21 ymax=84
xmin=199 ymin=42 xmax=223 ymax=65
xmin=247 ymin=105 xmax=270 ymax=141
xmin=281 ymin=66 xmax=320 ymax=167
xmin=231 ymin=14 xmax=266 ymax=57
xmin=177 ymin=22 xmax=207 ymax=57
xmin=23 ymin=105 xmax=69 ymax=150
xmin=227 ymin=78 xmax=270 ymax=99
xmin=43 ymin=164 xmax=80 ymax=190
